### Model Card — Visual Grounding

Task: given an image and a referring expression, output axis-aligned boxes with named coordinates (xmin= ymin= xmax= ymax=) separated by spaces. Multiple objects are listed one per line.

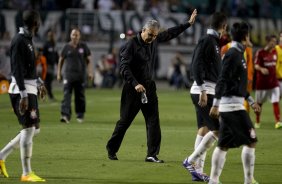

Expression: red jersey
xmin=255 ymin=48 xmax=279 ymax=89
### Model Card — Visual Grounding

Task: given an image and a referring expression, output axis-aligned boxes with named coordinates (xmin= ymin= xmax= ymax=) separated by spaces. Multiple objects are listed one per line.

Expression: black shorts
xmin=190 ymin=94 xmax=219 ymax=131
xmin=218 ymin=110 xmax=258 ymax=148
xmin=9 ymin=94 xmax=40 ymax=125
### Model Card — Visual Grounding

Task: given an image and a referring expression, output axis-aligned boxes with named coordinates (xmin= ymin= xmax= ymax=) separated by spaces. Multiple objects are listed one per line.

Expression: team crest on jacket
xmin=242 ymin=59 xmax=247 ymax=69
xmin=215 ymin=45 xmax=220 ymax=54
xmin=79 ymin=48 xmax=84 ymax=54
xmin=28 ymin=44 xmax=33 ymax=52
xmin=30 ymin=109 xmax=37 ymax=119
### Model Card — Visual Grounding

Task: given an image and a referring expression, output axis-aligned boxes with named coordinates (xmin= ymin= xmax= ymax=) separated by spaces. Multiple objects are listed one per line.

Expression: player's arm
xmin=86 ymin=55 xmax=94 ymax=81
xmin=192 ymin=40 xmax=209 ymax=107
xmin=254 ymin=50 xmax=269 ymax=75
xmin=157 ymin=9 xmax=197 ymax=43
xmin=84 ymin=44 xmax=94 ymax=81
xmin=57 ymin=46 xmax=67 ymax=82
xmin=57 ymin=56 xmax=64 ymax=82
xmin=12 ymin=41 xmax=26 ymax=97
xmin=210 ymin=53 xmax=234 ymax=118
xmin=11 ymin=41 xmax=28 ymax=114
xmin=245 ymin=93 xmax=261 ymax=113
xmin=41 ymin=56 xmax=47 ymax=81
xmin=37 ymin=77 xmax=47 ymax=101
xmin=255 ymin=63 xmax=269 ymax=75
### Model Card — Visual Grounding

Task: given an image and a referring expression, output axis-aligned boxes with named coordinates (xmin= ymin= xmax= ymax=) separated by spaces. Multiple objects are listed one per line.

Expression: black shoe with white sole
xmin=145 ymin=156 xmax=164 ymax=163
xmin=108 ymin=153 xmax=118 ymax=160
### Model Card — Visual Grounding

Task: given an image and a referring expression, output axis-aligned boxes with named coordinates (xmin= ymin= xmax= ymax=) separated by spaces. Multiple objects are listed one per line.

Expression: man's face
xmin=142 ymin=28 xmax=159 ymax=44
xmin=279 ymin=33 xmax=282 ymax=44
xmin=219 ymin=23 xmax=227 ymax=36
xmin=47 ymin=31 xmax=54 ymax=41
xmin=268 ymin=37 xmax=277 ymax=49
xmin=70 ymin=29 xmax=81 ymax=44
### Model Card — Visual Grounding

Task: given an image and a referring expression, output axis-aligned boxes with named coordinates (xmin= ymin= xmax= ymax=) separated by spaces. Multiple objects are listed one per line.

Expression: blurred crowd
xmin=0 ymin=0 xmax=281 ymax=18
xmin=0 ymin=0 xmax=282 ymax=91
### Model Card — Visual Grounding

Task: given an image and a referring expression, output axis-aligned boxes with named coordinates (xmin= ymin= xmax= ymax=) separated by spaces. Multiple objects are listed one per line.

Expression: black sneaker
xmin=106 ymin=145 xmax=118 ymax=160
xmin=60 ymin=116 xmax=70 ymax=124
xmin=108 ymin=154 xmax=118 ymax=160
xmin=108 ymin=153 xmax=118 ymax=160
xmin=145 ymin=156 xmax=164 ymax=163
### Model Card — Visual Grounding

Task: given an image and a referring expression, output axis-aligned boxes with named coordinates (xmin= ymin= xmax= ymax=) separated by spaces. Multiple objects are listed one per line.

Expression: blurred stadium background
xmin=0 ymin=0 xmax=282 ymax=84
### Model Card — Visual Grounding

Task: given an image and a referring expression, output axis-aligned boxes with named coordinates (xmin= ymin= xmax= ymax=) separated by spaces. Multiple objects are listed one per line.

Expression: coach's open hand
xmin=188 ymin=9 xmax=197 ymax=25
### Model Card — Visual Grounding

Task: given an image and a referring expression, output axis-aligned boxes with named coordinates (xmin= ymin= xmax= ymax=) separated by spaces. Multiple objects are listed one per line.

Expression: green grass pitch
xmin=0 ymin=87 xmax=281 ymax=184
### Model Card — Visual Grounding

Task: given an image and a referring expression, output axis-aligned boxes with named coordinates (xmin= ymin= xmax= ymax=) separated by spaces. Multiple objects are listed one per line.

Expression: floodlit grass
xmin=0 ymin=86 xmax=281 ymax=184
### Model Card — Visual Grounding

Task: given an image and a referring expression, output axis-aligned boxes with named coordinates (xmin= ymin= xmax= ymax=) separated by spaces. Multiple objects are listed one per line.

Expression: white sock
xmin=197 ymin=152 xmax=207 ymax=173
xmin=188 ymin=131 xmax=217 ymax=164
xmin=20 ymin=127 xmax=35 ymax=175
xmin=242 ymin=146 xmax=255 ymax=184
xmin=0 ymin=128 xmax=40 ymax=161
xmin=193 ymin=134 xmax=206 ymax=173
xmin=210 ymin=147 xmax=227 ymax=183
xmin=194 ymin=135 xmax=203 ymax=149
xmin=0 ymin=132 xmax=21 ymax=160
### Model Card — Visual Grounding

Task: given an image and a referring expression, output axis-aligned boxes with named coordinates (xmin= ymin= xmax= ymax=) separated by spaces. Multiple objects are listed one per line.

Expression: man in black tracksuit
xmin=106 ymin=10 xmax=197 ymax=163
xmin=209 ymin=22 xmax=260 ymax=184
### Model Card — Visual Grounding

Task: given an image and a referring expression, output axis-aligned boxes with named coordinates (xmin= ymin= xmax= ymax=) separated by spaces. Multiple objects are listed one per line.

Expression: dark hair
xmin=71 ymin=27 xmax=81 ymax=33
xmin=231 ymin=22 xmax=249 ymax=42
xmin=210 ymin=12 xmax=227 ymax=30
xmin=22 ymin=10 xmax=40 ymax=28
xmin=265 ymin=34 xmax=277 ymax=42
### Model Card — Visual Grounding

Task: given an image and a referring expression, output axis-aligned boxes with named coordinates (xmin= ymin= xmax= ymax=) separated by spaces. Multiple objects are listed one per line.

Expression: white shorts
xmin=279 ymin=81 xmax=282 ymax=96
xmin=255 ymin=87 xmax=280 ymax=103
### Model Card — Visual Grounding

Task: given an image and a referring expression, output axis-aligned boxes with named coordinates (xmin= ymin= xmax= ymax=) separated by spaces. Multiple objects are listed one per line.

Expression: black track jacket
xmin=120 ymin=22 xmax=191 ymax=87
xmin=10 ymin=27 xmax=37 ymax=91
xmin=190 ymin=29 xmax=221 ymax=91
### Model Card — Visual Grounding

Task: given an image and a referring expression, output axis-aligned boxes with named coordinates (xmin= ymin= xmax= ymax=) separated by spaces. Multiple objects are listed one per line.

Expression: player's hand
xmin=135 ymin=84 xmax=146 ymax=93
xmin=198 ymin=90 xmax=207 ymax=107
xmin=251 ymin=102 xmax=261 ymax=113
xmin=38 ymin=85 xmax=47 ymax=101
xmin=209 ymin=106 xmax=219 ymax=119
xmin=260 ymin=68 xmax=269 ymax=75
xmin=19 ymin=97 xmax=28 ymax=115
xmin=57 ymin=73 xmax=62 ymax=82
xmin=188 ymin=9 xmax=197 ymax=25
xmin=88 ymin=73 xmax=94 ymax=81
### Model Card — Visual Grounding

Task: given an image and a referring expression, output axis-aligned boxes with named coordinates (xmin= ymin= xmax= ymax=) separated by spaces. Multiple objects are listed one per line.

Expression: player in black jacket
xmin=183 ymin=12 xmax=227 ymax=182
xmin=106 ymin=10 xmax=197 ymax=163
xmin=0 ymin=10 xmax=46 ymax=182
xmin=208 ymin=22 xmax=260 ymax=184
